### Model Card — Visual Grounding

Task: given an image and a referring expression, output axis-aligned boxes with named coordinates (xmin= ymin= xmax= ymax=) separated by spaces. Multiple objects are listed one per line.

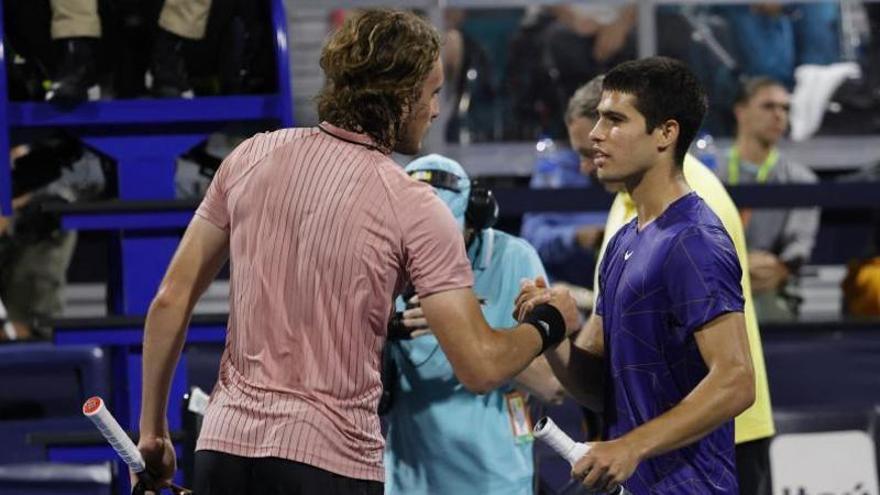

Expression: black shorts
xmin=194 ymin=450 xmax=383 ymax=495
xmin=735 ymin=437 xmax=773 ymax=495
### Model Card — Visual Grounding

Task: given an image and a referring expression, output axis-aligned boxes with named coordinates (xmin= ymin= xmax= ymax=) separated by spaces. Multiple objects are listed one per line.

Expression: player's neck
xmin=628 ymin=160 xmax=691 ymax=231
xmin=736 ymin=134 xmax=775 ymax=164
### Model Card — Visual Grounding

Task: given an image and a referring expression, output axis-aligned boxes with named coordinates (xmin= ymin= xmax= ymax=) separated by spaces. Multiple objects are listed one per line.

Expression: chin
xmin=764 ymin=131 xmax=784 ymax=143
xmin=602 ymin=181 xmax=625 ymax=193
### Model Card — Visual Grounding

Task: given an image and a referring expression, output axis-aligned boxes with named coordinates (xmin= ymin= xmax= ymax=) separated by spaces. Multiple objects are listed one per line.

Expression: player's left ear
xmin=655 ymin=119 xmax=679 ymax=154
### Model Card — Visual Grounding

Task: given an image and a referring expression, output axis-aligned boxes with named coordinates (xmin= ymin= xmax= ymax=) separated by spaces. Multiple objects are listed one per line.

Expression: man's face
xmin=567 ymin=116 xmax=599 ymax=179
xmin=395 ymin=57 xmax=443 ymax=155
xmin=736 ymin=84 xmax=790 ymax=147
xmin=589 ymin=91 xmax=663 ymax=185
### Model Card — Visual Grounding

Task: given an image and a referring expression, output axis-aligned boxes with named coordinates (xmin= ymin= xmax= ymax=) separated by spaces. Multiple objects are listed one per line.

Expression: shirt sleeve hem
xmin=416 ymin=281 xmax=474 ymax=299
xmin=194 ymin=210 xmax=230 ymax=231
xmin=690 ymin=305 xmax=744 ymax=334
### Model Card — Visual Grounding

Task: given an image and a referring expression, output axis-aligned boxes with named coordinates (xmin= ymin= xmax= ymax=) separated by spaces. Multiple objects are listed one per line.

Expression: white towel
xmin=790 ymin=62 xmax=861 ymax=141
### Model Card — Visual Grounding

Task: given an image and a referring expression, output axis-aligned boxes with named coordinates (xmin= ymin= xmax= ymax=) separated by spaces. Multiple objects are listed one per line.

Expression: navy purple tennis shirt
xmin=596 ymin=192 xmax=744 ymax=493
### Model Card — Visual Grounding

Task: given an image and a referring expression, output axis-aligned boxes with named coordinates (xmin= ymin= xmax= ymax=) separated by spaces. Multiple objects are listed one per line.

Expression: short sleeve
xmin=195 ymin=165 xmax=229 ymax=229
xmin=194 ymin=139 xmax=252 ymax=230
xmin=663 ymin=226 xmax=744 ymax=334
xmin=402 ymin=190 xmax=474 ymax=297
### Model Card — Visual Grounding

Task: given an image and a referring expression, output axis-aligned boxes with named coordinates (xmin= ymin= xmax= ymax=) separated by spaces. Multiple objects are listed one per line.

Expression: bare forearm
xmin=423 ymin=286 xmax=580 ymax=394
xmin=623 ymin=365 xmax=754 ymax=459
xmin=138 ymin=217 xmax=229 ymax=437
xmin=462 ymin=323 xmax=544 ymax=392
xmin=545 ymin=340 xmax=605 ymax=411
xmin=139 ymin=296 xmax=193 ymax=436
xmin=513 ymin=355 xmax=565 ymax=404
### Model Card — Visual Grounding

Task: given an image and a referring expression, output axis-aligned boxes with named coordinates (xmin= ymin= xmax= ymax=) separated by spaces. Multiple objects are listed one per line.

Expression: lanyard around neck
xmin=727 ymin=146 xmax=779 ymax=185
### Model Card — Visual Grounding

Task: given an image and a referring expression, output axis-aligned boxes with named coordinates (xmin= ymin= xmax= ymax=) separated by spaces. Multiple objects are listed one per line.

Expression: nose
xmin=430 ymin=95 xmax=441 ymax=120
xmin=589 ymin=121 xmax=604 ymax=142
xmin=777 ymin=108 xmax=789 ymax=122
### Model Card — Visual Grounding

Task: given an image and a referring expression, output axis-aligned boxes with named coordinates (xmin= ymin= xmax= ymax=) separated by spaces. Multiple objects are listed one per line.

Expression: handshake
xmin=514 ymin=276 xmax=583 ymax=353
xmin=388 ymin=276 xmax=582 ymax=353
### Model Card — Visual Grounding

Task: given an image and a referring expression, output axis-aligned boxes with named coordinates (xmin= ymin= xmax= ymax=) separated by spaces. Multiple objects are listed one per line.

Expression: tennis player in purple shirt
xmin=517 ymin=57 xmax=756 ymax=494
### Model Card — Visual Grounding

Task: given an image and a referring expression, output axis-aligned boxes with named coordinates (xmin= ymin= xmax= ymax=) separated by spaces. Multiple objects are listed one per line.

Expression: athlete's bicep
xmin=694 ymin=312 xmax=751 ymax=376
xmin=157 ymin=216 xmax=229 ymax=305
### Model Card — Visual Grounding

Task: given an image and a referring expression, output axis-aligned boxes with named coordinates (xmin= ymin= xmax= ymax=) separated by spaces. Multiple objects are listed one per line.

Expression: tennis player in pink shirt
xmin=136 ymin=9 xmax=580 ymax=495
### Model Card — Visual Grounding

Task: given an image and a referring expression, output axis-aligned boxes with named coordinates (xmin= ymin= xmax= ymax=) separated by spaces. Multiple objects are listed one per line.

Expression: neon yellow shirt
xmin=595 ymin=154 xmax=774 ymax=444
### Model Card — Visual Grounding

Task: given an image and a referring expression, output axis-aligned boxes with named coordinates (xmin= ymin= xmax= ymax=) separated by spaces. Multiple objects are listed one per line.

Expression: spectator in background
xmin=714 ymin=2 xmax=840 ymax=89
xmin=720 ymin=77 xmax=820 ymax=320
xmin=439 ymin=8 xmax=498 ymax=143
xmin=46 ymin=0 xmax=212 ymax=103
xmin=0 ymin=135 xmax=106 ymax=340
xmin=0 ymin=296 xmax=18 ymax=341
xmin=866 ymin=3 xmax=880 ymax=103
xmin=384 ymin=154 xmax=565 ymax=495
xmin=507 ymin=5 xmax=636 ymax=140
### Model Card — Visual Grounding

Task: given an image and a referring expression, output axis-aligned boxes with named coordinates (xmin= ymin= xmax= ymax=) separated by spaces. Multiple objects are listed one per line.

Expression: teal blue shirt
xmin=384 ymin=229 xmax=547 ymax=495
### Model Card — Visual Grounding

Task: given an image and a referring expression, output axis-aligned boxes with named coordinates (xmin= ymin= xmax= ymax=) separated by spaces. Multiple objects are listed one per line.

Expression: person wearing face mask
xmin=383 ymin=154 xmax=566 ymax=495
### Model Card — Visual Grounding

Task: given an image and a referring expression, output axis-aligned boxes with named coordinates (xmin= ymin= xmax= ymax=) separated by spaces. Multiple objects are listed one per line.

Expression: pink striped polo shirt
xmin=193 ymin=123 xmax=473 ymax=481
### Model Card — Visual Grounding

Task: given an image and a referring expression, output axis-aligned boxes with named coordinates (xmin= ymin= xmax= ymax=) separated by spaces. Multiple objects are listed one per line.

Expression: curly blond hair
xmin=316 ymin=9 xmax=441 ymax=153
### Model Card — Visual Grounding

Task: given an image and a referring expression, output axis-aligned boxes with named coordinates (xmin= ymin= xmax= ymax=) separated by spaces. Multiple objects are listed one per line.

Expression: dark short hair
xmin=735 ymin=76 xmax=787 ymax=106
xmin=316 ymin=9 xmax=441 ymax=153
xmin=565 ymin=75 xmax=604 ymax=124
xmin=602 ymin=57 xmax=707 ymax=165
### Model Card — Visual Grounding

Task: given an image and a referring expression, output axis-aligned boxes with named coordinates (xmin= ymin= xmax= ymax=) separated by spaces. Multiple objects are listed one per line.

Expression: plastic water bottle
xmin=693 ymin=132 xmax=719 ymax=171
xmin=532 ymin=136 xmax=564 ymax=188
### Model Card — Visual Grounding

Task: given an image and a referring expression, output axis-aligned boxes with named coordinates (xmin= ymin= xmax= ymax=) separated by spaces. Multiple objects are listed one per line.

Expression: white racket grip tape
xmin=533 ymin=416 xmax=590 ymax=464
xmin=533 ymin=417 xmax=631 ymax=495
xmin=82 ymin=396 xmax=146 ymax=473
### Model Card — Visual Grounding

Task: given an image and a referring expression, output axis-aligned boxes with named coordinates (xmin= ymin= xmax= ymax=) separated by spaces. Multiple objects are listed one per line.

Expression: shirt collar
xmin=318 ymin=121 xmax=382 ymax=152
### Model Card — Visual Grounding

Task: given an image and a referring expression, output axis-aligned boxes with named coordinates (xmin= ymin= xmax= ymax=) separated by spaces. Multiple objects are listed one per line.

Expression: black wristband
xmin=523 ymin=303 xmax=566 ymax=354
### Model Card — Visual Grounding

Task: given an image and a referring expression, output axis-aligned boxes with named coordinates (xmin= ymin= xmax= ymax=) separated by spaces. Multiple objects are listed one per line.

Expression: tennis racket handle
xmin=533 ymin=416 xmax=631 ymax=495
xmin=533 ymin=416 xmax=590 ymax=464
xmin=82 ymin=396 xmax=146 ymax=473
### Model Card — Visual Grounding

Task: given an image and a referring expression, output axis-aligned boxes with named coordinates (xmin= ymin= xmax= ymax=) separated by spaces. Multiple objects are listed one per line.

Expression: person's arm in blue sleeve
xmin=520 ymin=213 xmax=598 ymax=266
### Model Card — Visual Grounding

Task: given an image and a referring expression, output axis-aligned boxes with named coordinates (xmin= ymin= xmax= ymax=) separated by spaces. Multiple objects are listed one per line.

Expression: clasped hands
xmin=513 ymin=276 xmax=582 ymax=338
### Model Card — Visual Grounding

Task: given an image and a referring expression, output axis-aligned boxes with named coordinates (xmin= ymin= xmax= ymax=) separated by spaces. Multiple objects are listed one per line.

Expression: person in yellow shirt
xmin=564 ymin=75 xmax=775 ymax=494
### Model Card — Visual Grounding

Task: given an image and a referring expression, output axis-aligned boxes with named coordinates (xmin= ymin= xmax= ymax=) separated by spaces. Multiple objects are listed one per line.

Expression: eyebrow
xmin=760 ymin=101 xmax=790 ymax=108
xmin=599 ymin=109 xmax=627 ymax=121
